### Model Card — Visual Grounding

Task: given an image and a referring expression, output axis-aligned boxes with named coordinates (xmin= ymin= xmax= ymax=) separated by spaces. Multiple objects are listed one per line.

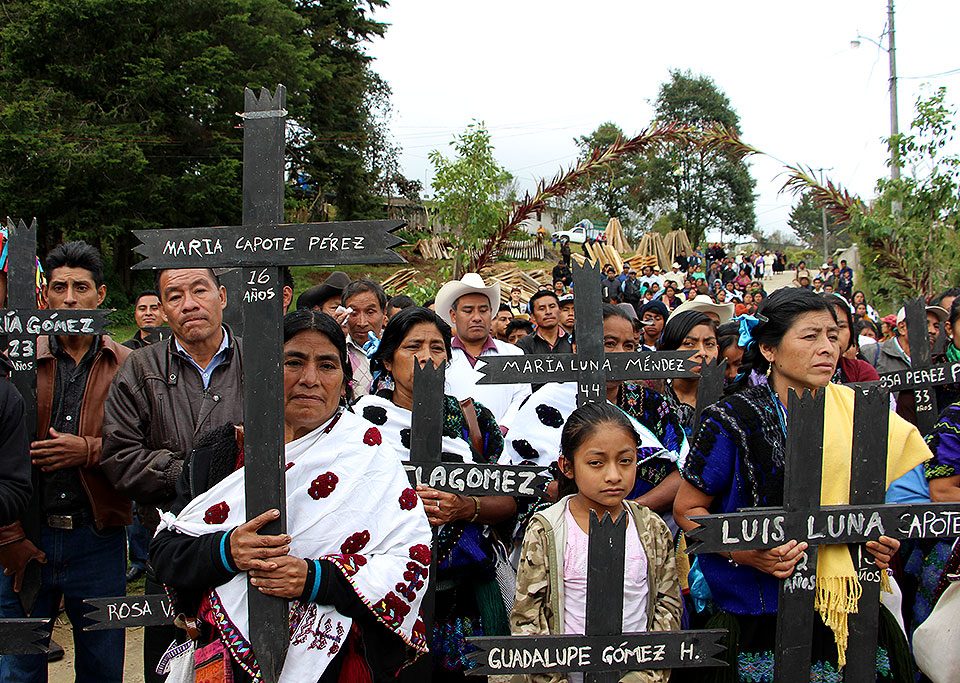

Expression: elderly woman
xmin=353 ymin=306 xmax=515 ymax=681
xmin=151 ymin=311 xmax=431 ymax=681
xmin=674 ymin=288 xmax=928 ymax=681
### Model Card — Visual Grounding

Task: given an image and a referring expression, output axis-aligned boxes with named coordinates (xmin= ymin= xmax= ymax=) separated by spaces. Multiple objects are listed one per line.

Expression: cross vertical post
xmin=773 ymin=389 xmax=824 ymax=683
xmin=239 ymin=85 xmax=289 ymax=682
xmin=570 ymin=260 xmax=606 ymax=405
xmin=693 ymin=359 xmax=726 ymax=428
xmin=904 ymin=297 xmax=938 ymax=435
xmin=585 ymin=511 xmax=628 ymax=683
xmin=843 ymin=383 xmax=890 ymax=682
xmin=408 ymin=360 xmax=446 ymax=680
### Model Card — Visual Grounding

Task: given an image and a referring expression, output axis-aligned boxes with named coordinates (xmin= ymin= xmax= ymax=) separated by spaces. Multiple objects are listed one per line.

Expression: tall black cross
xmin=0 ymin=218 xmax=111 ymax=613
xmin=122 ymin=85 xmax=404 ymax=682
xmin=466 ymin=511 xmax=727 ymax=680
xmin=875 ymin=297 xmax=945 ymax=436
xmin=686 ymin=383 xmax=960 ymax=682
xmin=477 ymin=261 xmax=699 ymax=404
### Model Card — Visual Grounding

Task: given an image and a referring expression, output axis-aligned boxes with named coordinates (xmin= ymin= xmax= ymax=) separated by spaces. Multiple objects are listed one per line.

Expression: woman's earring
xmin=765 ymin=363 xmax=773 ymax=378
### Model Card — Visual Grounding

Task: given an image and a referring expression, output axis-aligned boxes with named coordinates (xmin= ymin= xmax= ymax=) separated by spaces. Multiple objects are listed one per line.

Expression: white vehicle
xmin=552 ymin=219 xmax=604 ymax=245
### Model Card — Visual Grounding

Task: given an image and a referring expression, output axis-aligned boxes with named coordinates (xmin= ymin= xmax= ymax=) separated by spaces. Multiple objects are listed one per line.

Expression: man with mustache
xmin=122 ymin=290 xmax=164 ymax=350
xmin=436 ymin=273 xmax=530 ymax=425
xmin=101 ymin=268 xmax=243 ymax=682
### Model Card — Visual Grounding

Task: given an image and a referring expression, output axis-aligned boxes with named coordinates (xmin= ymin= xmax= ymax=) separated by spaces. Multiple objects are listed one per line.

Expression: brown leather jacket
xmin=36 ymin=335 xmax=133 ymax=528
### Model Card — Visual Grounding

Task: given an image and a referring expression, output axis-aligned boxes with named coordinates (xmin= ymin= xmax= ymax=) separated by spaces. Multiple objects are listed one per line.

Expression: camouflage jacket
xmin=509 ymin=497 xmax=682 ymax=683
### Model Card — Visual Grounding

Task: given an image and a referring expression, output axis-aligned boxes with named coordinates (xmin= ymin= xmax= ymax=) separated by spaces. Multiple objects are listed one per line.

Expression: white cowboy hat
xmin=668 ymin=295 xmax=734 ymax=324
xmin=434 ymin=273 xmax=502 ymax=325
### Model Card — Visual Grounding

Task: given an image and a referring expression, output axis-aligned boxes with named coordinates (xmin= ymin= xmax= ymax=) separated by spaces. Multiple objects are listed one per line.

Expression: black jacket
xmin=151 ymin=424 xmax=412 ymax=681
xmin=0 ymin=358 xmax=31 ymax=526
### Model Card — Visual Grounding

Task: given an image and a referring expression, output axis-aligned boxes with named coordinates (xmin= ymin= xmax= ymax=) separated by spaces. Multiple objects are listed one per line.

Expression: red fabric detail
xmin=203 ymin=502 xmax=230 ymax=525
xmin=337 ymin=625 xmax=372 ymax=683
xmin=340 ymin=530 xmax=370 ymax=554
xmin=308 ymin=472 xmax=339 ymax=500
xmin=408 ymin=544 xmax=430 ymax=566
xmin=398 ymin=488 xmax=418 ymax=510
xmin=362 ymin=427 xmax=382 ymax=446
xmin=840 ymin=356 xmax=880 ymax=382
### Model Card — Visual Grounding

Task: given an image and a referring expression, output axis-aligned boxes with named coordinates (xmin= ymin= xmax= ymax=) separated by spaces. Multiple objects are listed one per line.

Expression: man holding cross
xmin=102 ymin=266 xmax=244 ymax=681
xmin=0 ymin=241 xmax=132 ymax=683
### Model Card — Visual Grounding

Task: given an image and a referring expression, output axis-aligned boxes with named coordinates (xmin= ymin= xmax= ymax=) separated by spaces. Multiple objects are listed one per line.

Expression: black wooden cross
xmin=405 ymin=361 xmax=553 ymax=499
xmin=86 ymin=85 xmax=406 ymax=682
xmin=477 ymin=261 xmax=699 ymax=406
xmin=0 ymin=218 xmax=111 ymax=615
xmin=685 ymin=383 xmax=960 ymax=682
xmin=875 ymin=297 xmax=944 ymax=436
xmin=466 ymin=511 xmax=727 ymax=680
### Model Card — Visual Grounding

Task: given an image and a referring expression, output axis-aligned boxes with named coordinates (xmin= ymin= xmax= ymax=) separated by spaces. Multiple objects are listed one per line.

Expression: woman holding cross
xmin=354 ymin=306 xmax=517 ymax=681
xmin=674 ymin=288 xmax=928 ymax=682
xmin=151 ymin=310 xmax=432 ymax=681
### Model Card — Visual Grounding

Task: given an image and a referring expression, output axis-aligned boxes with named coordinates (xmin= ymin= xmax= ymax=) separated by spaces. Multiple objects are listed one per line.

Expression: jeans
xmin=0 ymin=524 xmax=126 ymax=683
xmin=126 ymin=504 xmax=150 ymax=571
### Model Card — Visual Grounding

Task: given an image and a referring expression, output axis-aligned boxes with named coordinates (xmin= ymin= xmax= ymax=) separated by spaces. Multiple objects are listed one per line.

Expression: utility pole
xmin=887 ymin=0 xmax=900 ymax=182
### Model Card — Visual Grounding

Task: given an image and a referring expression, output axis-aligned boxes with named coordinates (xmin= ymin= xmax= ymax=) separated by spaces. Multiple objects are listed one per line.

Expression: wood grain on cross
xmin=1 ymin=218 xmax=111 ymax=614
xmin=477 ymin=260 xmax=699 ymax=405
xmin=466 ymin=511 xmax=727 ymax=679
xmin=686 ymin=383 xmax=960 ymax=682
xmin=124 ymin=85 xmax=405 ymax=682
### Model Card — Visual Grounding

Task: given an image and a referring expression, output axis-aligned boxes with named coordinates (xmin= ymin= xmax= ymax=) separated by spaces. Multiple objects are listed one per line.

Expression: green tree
xmin=428 ymin=122 xmax=512 ymax=276
xmin=787 ymin=190 xmax=849 ymax=254
xmin=570 ymin=122 xmax=642 ymax=226
xmin=0 ymin=0 xmax=393 ymax=298
xmin=640 ymin=70 xmax=757 ymax=246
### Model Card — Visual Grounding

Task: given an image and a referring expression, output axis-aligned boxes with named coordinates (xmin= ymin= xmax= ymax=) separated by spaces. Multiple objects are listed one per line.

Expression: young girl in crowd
xmin=510 ymin=402 xmax=681 ymax=683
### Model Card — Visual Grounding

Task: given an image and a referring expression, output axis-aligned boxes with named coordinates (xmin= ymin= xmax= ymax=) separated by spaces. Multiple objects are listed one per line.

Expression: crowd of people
xmin=0 ymin=231 xmax=957 ymax=682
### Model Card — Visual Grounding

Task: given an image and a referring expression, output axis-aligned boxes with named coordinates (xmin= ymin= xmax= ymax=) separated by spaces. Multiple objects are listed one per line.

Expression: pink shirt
xmin=562 ymin=502 xmax=649 ymax=638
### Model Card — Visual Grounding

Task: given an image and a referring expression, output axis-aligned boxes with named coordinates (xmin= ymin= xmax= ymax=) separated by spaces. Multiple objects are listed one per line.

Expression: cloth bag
xmin=913 ymin=579 xmax=960 ymax=683
xmin=157 ymin=639 xmax=195 ymax=683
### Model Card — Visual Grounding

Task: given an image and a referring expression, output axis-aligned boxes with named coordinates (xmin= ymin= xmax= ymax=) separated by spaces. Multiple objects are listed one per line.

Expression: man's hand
xmin=0 ymin=539 xmax=46 ymax=592
xmin=229 ymin=509 xmax=290 ymax=572
xmin=249 ymin=556 xmax=308 ymax=599
xmin=31 ymin=428 xmax=88 ymax=472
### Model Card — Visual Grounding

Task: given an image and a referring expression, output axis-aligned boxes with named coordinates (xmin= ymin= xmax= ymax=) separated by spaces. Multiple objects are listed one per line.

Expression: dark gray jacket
xmin=101 ymin=332 xmax=243 ymax=519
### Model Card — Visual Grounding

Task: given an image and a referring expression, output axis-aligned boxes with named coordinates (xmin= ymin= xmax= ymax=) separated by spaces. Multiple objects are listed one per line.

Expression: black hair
xmin=497 ymin=303 xmax=512 ymax=314
xmin=856 ymin=318 xmax=881 ymax=339
xmin=281 ymin=266 xmax=294 ymax=292
xmin=557 ymin=402 xmax=640 ymax=497
xmin=342 ymin=279 xmax=387 ymax=311
xmin=602 ymin=302 xmax=633 ymax=325
xmin=659 ymin=311 xmax=715 ymax=352
xmin=717 ymin=321 xmax=740 ymax=355
xmin=155 ymin=268 xmax=221 ymax=294
xmin=733 ymin=287 xmax=838 ymax=387
xmin=950 ymin=297 xmax=960 ymax=328
xmin=282 ymin=309 xmax=354 ymax=405
xmin=387 ymin=294 xmax=417 ymax=311
xmin=134 ymin=289 xmax=160 ymax=305
xmin=932 ymin=287 xmax=960 ymax=308
xmin=528 ymin=289 xmax=560 ymax=313
xmin=370 ymin=306 xmax=452 ymax=379
xmin=506 ymin=318 xmax=534 ymax=337
xmin=825 ymin=294 xmax=855 ymax=350
xmin=423 ymin=297 xmax=435 ymax=308
xmin=44 ymin=241 xmax=105 ymax=287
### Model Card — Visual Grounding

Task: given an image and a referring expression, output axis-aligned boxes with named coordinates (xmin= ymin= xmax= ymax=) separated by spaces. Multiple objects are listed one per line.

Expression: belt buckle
xmin=47 ymin=514 xmax=74 ymax=530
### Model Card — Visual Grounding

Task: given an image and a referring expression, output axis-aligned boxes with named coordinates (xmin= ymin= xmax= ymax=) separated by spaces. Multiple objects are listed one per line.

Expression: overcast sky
xmin=366 ymin=1 xmax=959 ymax=242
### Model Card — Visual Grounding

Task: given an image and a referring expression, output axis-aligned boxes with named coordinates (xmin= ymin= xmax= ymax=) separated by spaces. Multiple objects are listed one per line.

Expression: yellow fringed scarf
xmin=815 ymin=383 xmax=931 ymax=666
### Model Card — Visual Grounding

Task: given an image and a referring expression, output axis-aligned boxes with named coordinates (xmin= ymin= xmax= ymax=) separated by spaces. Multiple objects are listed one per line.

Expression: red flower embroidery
xmin=362 ymin=427 xmax=382 ymax=446
xmin=398 ymin=488 xmax=418 ymax=511
xmin=203 ymin=501 xmax=230 ymax=525
xmin=285 ymin=462 xmax=295 ymax=471
xmin=372 ymin=591 xmax=410 ymax=628
xmin=308 ymin=472 xmax=339 ymax=500
xmin=340 ymin=530 xmax=371 ymax=554
xmin=408 ymin=544 xmax=431 ymax=566
xmin=335 ymin=554 xmax=368 ymax=576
